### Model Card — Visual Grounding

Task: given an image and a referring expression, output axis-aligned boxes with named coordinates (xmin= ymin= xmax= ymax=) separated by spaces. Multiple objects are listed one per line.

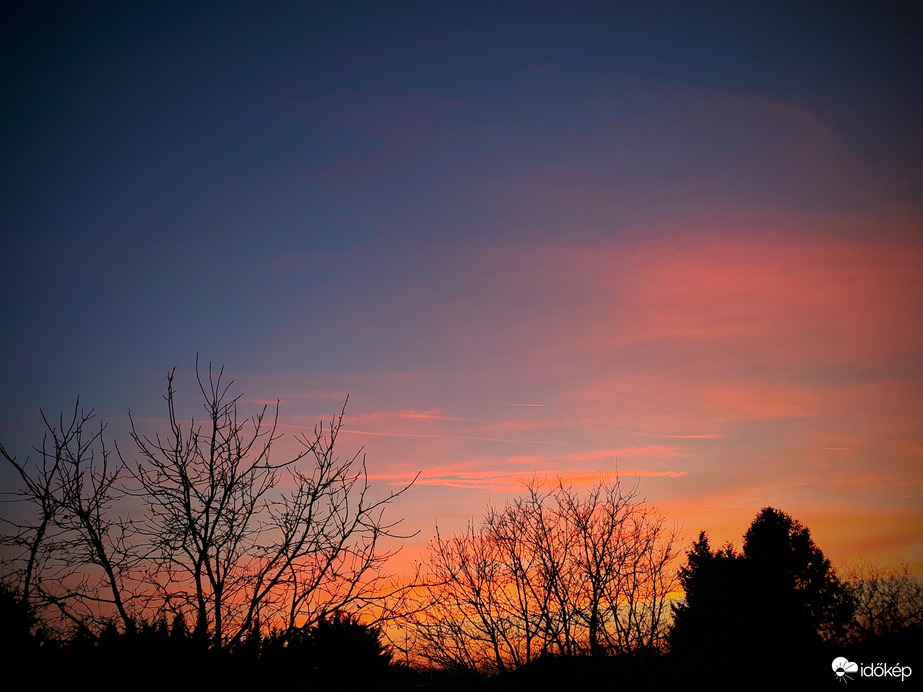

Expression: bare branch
xmin=405 ymin=476 xmax=678 ymax=673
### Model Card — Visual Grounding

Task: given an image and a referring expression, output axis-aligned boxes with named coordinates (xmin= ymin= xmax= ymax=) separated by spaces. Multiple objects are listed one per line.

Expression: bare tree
xmin=556 ymin=479 xmax=675 ymax=654
xmin=1 ymin=360 xmax=417 ymax=647
xmin=841 ymin=557 xmax=923 ymax=642
xmin=406 ymin=476 xmax=678 ymax=673
xmin=408 ymin=520 xmax=515 ymax=673
xmin=0 ymin=404 xmax=138 ymax=637
xmin=128 ymin=361 xmax=417 ymax=648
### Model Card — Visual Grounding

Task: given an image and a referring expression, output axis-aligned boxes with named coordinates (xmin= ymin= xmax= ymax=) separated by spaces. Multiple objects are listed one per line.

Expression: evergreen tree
xmin=669 ymin=508 xmax=854 ymax=687
xmin=743 ymin=507 xmax=854 ymax=641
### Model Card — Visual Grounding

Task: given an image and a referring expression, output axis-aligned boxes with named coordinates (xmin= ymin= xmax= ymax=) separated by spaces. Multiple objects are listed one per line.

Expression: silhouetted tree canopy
xmin=669 ymin=533 xmax=759 ymax=654
xmin=670 ymin=507 xmax=854 ymax=684
xmin=743 ymin=506 xmax=854 ymax=641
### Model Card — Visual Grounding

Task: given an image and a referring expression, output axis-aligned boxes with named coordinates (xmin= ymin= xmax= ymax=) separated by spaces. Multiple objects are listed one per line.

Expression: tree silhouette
xmin=841 ymin=557 xmax=923 ymax=646
xmin=0 ymin=359 xmax=417 ymax=648
xmin=669 ymin=533 xmax=756 ymax=656
xmin=742 ymin=507 xmax=853 ymax=642
xmin=408 ymin=477 xmax=678 ymax=673
xmin=669 ymin=507 xmax=854 ymax=686
xmin=0 ymin=404 xmax=138 ymax=636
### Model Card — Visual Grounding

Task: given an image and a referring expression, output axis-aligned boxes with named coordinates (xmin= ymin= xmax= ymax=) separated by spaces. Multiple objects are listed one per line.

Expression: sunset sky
xmin=2 ymin=1 xmax=922 ymax=571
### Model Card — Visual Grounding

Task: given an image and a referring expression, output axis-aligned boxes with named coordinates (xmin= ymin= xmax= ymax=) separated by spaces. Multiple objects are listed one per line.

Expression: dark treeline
xmin=2 ymin=364 xmax=921 ymax=690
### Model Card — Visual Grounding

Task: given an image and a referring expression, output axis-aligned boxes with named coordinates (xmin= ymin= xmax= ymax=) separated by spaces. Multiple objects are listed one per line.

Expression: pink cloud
xmin=370 ymin=467 xmax=687 ymax=491
xmin=629 ymin=432 xmax=722 ymax=439
xmin=561 ymin=446 xmax=685 ymax=462
xmin=399 ymin=409 xmax=459 ymax=421
xmin=340 ymin=428 xmax=571 ymax=446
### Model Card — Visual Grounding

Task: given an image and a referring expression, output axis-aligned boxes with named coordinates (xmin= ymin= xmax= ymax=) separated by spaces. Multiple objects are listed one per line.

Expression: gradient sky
xmin=2 ymin=1 xmax=922 ymax=572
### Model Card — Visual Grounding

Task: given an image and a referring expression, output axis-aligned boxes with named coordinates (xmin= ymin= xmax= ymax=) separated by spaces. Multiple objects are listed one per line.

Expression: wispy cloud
xmin=369 ymin=467 xmax=688 ymax=490
xmin=628 ymin=432 xmax=722 ymax=439
xmin=562 ymin=446 xmax=685 ymax=462
xmin=340 ymin=428 xmax=573 ymax=445
xmin=399 ymin=410 xmax=459 ymax=421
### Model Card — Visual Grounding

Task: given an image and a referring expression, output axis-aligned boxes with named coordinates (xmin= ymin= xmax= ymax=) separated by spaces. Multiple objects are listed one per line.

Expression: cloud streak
xmin=340 ymin=428 xmax=574 ymax=446
xmin=369 ymin=467 xmax=688 ymax=490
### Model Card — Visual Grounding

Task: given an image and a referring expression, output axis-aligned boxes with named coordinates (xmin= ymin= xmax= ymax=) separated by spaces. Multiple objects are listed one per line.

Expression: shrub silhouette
xmin=281 ymin=612 xmax=393 ymax=688
xmin=0 ymin=582 xmax=37 ymax=656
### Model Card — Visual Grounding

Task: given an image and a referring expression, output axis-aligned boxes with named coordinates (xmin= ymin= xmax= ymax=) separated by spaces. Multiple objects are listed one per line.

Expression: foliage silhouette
xmin=251 ymin=611 xmax=411 ymax=692
xmin=669 ymin=533 xmax=758 ymax=656
xmin=743 ymin=506 xmax=854 ymax=641
xmin=0 ymin=581 xmax=38 ymax=656
xmin=297 ymin=612 xmax=392 ymax=682
xmin=669 ymin=507 xmax=854 ymax=687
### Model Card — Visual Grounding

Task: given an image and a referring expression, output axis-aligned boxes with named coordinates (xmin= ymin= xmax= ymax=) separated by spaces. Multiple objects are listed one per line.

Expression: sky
xmin=2 ymin=1 xmax=922 ymax=572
